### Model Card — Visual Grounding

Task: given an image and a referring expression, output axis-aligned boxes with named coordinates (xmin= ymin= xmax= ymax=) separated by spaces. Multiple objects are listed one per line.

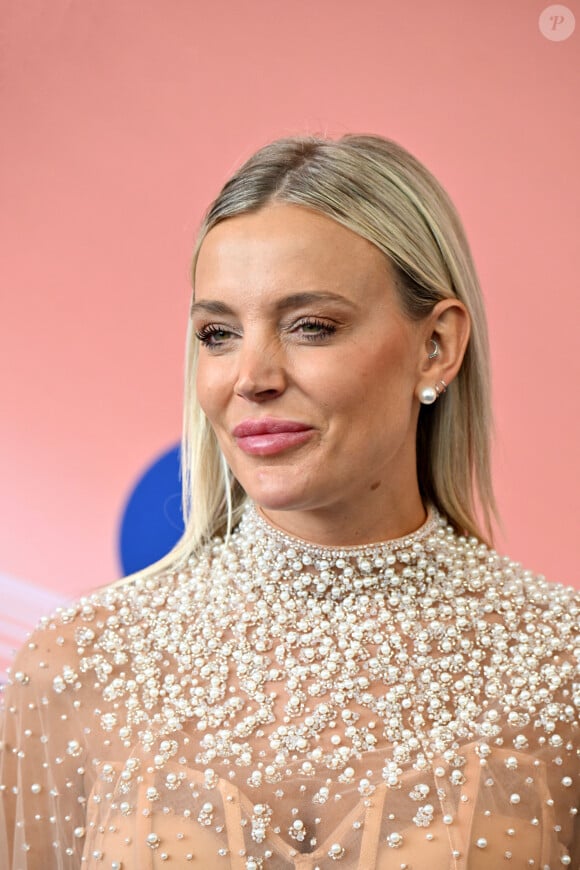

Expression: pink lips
xmin=232 ymin=418 xmax=314 ymax=456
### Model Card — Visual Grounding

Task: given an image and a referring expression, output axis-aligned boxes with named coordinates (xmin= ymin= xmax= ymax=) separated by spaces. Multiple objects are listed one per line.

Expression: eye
xmin=293 ymin=318 xmax=337 ymax=341
xmin=195 ymin=324 xmax=236 ymax=347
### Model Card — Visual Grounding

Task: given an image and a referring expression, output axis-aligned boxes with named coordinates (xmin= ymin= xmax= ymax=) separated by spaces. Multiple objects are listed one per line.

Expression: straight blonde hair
xmin=122 ymin=133 xmax=497 ymax=582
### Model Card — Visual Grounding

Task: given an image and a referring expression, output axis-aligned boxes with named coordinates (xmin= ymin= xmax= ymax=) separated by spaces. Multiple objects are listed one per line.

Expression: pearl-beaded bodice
xmin=2 ymin=504 xmax=580 ymax=868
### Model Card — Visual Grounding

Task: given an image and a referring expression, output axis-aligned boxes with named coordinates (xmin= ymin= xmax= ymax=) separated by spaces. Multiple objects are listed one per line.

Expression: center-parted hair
xmin=136 ymin=134 xmax=497 ymax=580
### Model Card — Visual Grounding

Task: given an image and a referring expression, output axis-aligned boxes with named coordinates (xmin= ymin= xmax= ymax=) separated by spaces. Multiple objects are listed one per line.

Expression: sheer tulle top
xmin=2 ymin=504 xmax=580 ymax=868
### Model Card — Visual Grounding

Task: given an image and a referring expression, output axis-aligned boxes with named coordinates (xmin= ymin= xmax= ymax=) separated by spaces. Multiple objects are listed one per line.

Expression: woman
xmin=2 ymin=134 xmax=579 ymax=869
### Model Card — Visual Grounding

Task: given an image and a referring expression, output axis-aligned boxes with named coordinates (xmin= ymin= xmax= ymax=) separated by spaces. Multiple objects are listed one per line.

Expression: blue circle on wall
xmin=118 ymin=444 xmax=185 ymax=575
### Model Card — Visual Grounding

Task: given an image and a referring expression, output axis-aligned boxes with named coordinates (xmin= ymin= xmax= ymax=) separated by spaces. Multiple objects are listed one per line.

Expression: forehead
xmin=194 ymin=204 xmax=393 ymax=296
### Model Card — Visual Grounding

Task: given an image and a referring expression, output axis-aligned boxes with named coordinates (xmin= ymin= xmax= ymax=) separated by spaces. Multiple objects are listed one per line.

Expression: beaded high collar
xmin=242 ymin=501 xmax=442 ymax=554
xmin=231 ymin=502 xmax=446 ymax=598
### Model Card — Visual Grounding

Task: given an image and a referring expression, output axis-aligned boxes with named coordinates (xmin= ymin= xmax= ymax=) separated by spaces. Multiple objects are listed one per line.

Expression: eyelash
xmin=195 ymin=318 xmax=338 ymax=347
xmin=195 ymin=324 xmax=235 ymax=346
xmin=295 ymin=318 xmax=337 ymax=341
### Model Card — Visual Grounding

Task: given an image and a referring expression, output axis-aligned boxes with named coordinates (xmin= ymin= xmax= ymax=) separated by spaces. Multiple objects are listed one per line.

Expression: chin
xmin=246 ymin=489 xmax=305 ymax=513
xmin=240 ymin=473 xmax=316 ymax=513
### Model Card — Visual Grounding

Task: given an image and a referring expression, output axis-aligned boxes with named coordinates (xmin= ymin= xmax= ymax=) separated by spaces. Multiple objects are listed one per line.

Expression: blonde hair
xmin=124 ymin=133 xmax=497 ymax=582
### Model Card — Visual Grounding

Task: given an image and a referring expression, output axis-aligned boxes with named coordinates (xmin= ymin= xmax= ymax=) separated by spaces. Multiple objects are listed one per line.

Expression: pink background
xmin=1 ymin=0 xmax=579 ymax=671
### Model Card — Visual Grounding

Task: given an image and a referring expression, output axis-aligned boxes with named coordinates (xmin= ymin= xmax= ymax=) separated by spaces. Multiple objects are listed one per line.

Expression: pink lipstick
xmin=232 ymin=418 xmax=314 ymax=456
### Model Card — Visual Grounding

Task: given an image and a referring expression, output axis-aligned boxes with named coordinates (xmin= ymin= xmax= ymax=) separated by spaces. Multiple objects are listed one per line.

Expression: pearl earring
xmin=419 ymin=386 xmax=437 ymax=405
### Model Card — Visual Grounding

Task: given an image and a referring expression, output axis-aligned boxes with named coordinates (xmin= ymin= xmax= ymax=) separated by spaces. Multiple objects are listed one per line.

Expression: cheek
xmin=195 ymin=360 xmax=227 ymax=421
xmin=323 ymin=340 xmax=414 ymax=411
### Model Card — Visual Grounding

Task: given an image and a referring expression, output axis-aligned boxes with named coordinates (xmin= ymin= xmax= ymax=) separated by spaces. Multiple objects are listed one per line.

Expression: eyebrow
xmin=190 ymin=291 xmax=356 ymax=317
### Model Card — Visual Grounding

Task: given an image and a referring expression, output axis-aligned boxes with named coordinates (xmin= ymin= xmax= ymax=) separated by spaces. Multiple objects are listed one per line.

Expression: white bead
xmin=328 ymin=843 xmax=345 ymax=859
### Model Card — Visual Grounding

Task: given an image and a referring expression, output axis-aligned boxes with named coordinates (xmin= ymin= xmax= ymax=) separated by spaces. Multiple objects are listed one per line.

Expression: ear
xmin=416 ymin=298 xmax=471 ymax=392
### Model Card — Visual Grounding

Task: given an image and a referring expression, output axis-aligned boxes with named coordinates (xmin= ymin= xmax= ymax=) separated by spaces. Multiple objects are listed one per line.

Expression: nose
xmin=234 ymin=338 xmax=287 ymax=402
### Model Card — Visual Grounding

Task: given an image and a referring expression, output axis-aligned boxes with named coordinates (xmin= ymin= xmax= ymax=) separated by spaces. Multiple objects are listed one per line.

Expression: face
xmin=193 ymin=204 xmax=428 ymax=542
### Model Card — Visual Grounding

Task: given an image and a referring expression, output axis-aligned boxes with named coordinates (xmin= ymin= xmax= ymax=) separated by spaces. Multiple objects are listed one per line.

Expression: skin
xmin=193 ymin=203 xmax=470 ymax=546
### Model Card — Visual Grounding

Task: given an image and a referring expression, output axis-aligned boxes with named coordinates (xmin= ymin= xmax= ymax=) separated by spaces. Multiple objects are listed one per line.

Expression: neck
xmin=257 ymin=490 xmax=427 ymax=548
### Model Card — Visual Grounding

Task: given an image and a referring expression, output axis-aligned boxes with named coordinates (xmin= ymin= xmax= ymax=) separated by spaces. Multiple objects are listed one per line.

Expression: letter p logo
xmin=539 ymin=5 xmax=576 ymax=41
